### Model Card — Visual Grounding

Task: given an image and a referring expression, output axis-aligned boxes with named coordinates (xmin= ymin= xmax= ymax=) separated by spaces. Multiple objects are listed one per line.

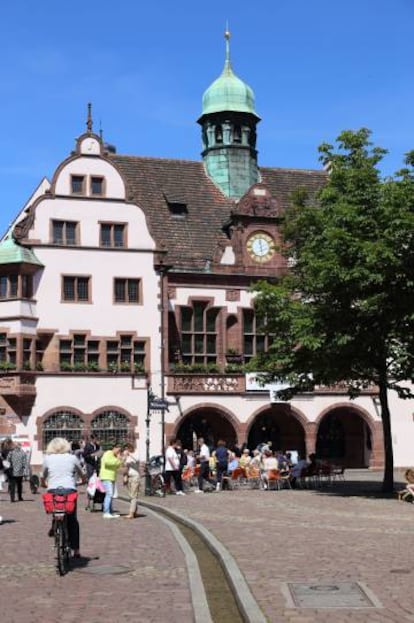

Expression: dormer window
xmin=71 ymin=175 xmax=85 ymax=195
xmin=91 ymin=176 xmax=105 ymax=196
xmin=168 ymin=202 xmax=188 ymax=218
xmin=164 ymin=192 xmax=188 ymax=219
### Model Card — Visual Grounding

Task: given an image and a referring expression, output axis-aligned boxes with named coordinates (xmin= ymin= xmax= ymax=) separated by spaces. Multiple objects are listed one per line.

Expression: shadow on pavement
xmin=307 ymin=478 xmax=406 ymax=499
xmin=70 ymin=555 xmax=100 ymax=572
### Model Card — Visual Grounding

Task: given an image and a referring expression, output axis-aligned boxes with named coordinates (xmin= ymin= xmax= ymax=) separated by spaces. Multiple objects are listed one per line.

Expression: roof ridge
xmin=260 ymin=165 xmax=327 ymax=175
xmin=110 ymin=153 xmax=201 ymax=165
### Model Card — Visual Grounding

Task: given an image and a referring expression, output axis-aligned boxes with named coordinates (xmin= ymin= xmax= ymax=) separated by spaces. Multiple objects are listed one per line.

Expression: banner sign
xmin=245 ymin=373 xmax=289 ymax=392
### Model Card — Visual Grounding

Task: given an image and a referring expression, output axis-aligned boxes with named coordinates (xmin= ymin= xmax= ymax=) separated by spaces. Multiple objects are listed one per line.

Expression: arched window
xmin=233 ymin=125 xmax=242 ymax=143
xmin=215 ymin=125 xmax=223 ymax=144
xmin=91 ymin=410 xmax=132 ymax=449
xmin=42 ymin=410 xmax=85 ymax=449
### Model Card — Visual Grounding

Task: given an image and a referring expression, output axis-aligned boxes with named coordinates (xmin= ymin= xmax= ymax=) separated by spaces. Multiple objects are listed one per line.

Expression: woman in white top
xmin=41 ymin=437 xmax=85 ymax=557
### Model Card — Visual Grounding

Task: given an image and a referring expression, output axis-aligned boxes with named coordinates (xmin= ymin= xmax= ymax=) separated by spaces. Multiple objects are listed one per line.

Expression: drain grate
xmin=284 ymin=582 xmax=382 ymax=609
xmin=78 ymin=565 xmax=132 ymax=576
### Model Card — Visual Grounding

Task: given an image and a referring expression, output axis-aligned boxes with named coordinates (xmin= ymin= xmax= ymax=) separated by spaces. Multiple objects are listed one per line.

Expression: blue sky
xmin=0 ymin=0 xmax=413 ymax=235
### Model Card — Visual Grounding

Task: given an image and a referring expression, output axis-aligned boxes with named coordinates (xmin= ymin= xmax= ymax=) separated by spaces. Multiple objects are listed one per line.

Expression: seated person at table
xmin=250 ymin=449 xmax=263 ymax=469
xmin=227 ymin=453 xmax=240 ymax=474
xmin=261 ymin=450 xmax=278 ymax=489
xmin=239 ymin=449 xmax=251 ymax=469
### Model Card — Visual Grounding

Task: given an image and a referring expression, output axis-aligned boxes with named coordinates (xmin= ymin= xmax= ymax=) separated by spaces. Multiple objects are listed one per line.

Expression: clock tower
xmin=198 ymin=31 xmax=260 ymax=200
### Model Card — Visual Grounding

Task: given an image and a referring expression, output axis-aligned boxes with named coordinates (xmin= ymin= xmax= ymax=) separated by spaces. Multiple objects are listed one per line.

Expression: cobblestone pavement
xmin=0 ymin=487 xmax=193 ymax=623
xmin=1 ymin=472 xmax=414 ymax=623
xmin=148 ymin=470 xmax=414 ymax=623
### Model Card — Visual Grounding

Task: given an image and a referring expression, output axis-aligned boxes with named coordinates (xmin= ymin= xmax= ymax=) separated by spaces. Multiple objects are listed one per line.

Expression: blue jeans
xmin=102 ymin=480 xmax=114 ymax=514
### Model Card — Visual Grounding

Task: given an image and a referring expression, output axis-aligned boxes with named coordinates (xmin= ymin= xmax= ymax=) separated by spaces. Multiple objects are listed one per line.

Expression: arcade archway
xmin=316 ymin=407 xmax=373 ymax=468
xmin=175 ymin=408 xmax=237 ymax=451
xmin=247 ymin=406 xmax=306 ymax=456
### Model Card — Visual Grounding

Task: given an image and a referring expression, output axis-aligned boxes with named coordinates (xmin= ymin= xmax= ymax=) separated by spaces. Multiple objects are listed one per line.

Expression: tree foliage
xmin=253 ymin=129 xmax=414 ymax=491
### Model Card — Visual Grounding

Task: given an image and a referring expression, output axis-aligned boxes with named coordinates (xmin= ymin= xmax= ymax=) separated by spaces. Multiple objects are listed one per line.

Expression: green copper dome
xmin=201 ymin=32 xmax=259 ymax=119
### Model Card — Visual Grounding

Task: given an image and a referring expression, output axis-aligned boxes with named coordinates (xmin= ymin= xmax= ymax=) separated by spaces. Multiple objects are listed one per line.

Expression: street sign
xmin=149 ymin=399 xmax=170 ymax=411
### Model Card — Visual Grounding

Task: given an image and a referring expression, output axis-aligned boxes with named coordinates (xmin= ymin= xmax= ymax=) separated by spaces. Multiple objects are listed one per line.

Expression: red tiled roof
xmin=110 ymin=154 xmax=327 ymax=270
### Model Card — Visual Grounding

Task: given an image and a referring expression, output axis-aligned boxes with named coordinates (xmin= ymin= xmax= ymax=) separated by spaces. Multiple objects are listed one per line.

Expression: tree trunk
xmin=379 ymin=372 xmax=394 ymax=493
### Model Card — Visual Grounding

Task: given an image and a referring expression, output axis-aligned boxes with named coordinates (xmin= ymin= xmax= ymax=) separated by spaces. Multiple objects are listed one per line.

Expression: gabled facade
xmin=1 ymin=35 xmax=412 ymax=469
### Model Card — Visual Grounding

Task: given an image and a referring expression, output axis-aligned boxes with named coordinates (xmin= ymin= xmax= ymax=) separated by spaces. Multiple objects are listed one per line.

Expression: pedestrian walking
xmin=212 ymin=439 xmax=230 ymax=491
xmin=7 ymin=442 xmax=27 ymax=502
xmin=164 ymin=438 xmax=185 ymax=495
xmin=195 ymin=437 xmax=213 ymax=493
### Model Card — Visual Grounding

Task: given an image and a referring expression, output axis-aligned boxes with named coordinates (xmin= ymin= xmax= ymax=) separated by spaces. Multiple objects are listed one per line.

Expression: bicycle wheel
xmin=55 ymin=518 xmax=70 ymax=576
xmin=151 ymin=474 xmax=166 ymax=497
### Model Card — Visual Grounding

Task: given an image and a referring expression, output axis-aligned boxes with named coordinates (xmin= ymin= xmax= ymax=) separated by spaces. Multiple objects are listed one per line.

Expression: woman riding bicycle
xmin=41 ymin=437 xmax=85 ymax=558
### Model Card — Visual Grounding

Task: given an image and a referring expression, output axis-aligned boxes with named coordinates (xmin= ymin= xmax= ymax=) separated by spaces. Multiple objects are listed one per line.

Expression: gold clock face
xmin=246 ymin=232 xmax=275 ymax=263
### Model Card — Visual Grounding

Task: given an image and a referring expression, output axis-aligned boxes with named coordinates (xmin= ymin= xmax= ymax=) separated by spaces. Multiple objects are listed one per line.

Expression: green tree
xmin=253 ymin=129 xmax=414 ymax=492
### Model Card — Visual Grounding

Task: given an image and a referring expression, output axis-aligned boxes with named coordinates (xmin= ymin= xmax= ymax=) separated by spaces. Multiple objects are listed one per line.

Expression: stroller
xmin=85 ymin=473 xmax=106 ymax=511
xmin=147 ymin=455 xmax=166 ymax=496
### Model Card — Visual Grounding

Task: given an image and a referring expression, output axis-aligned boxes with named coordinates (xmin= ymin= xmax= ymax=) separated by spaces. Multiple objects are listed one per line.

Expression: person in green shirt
xmin=99 ymin=441 xmax=122 ymax=518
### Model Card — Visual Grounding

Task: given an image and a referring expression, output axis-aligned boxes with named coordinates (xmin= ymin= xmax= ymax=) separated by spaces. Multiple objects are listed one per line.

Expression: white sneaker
xmin=103 ymin=513 xmax=120 ymax=519
xmin=216 ymin=483 xmax=221 ymax=491
xmin=176 ymin=491 xmax=186 ymax=496
xmin=194 ymin=488 xmax=204 ymax=493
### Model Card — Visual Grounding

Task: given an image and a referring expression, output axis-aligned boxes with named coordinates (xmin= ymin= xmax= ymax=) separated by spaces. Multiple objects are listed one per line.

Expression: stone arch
xmin=171 ymin=402 xmax=240 ymax=450
xmin=245 ymin=403 xmax=308 ymax=457
xmin=314 ymin=402 xmax=381 ymax=468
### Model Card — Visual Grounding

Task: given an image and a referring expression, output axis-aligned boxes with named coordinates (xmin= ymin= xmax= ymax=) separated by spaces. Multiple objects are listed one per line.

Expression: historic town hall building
xmin=0 ymin=34 xmax=412 ymax=469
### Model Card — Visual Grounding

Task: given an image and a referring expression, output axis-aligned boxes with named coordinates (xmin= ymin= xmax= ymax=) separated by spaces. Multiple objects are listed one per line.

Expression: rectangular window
xmin=179 ymin=303 xmax=219 ymax=366
xmin=114 ymin=278 xmax=140 ymax=303
xmin=242 ymin=309 xmax=273 ymax=363
xmin=52 ymin=220 xmax=78 ymax=245
xmin=21 ymin=275 xmax=33 ymax=299
xmin=0 ymin=276 xmax=8 ymax=299
xmin=90 ymin=176 xmax=104 ymax=196
xmin=71 ymin=175 xmax=85 ymax=195
xmin=0 ymin=333 xmax=16 ymax=369
xmin=105 ymin=335 xmax=146 ymax=372
xmin=59 ymin=334 xmax=100 ymax=370
xmin=0 ymin=275 xmax=31 ymax=299
xmin=62 ymin=276 xmax=90 ymax=302
xmin=23 ymin=338 xmax=33 ymax=369
xmin=100 ymin=223 xmax=126 ymax=248
xmin=9 ymin=275 xmax=18 ymax=297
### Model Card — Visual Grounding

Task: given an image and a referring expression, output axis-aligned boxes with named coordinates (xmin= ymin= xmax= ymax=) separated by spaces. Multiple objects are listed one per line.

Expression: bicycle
xmin=42 ymin=489 xmax=78 ymax=576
